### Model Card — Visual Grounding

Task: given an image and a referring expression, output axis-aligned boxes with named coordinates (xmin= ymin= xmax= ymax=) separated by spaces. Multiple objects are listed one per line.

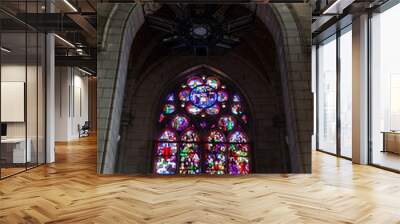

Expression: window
xmin=370 ymin=3 xmax=400 ymax=171
xmin=317 ymin=35 xmax=337 ymax=154
xmin=312 ymin=45 xmax=317 ymax=151
xmin=0 ymin=3 xmax=47 ymax=179
xmin=340 ymin=27 xmax=352 ymax=158
xmin=316 ymin=26 xmax=352 ymax=158
xmin=154 ymin=74 xmax=251 ymax=175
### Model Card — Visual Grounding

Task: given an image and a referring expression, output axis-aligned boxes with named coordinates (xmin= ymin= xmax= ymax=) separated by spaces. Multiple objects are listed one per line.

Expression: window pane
xmin=179 ymin=129 xmax=200 ymax=174
xmin=0 ymin=1 xmax=46 ymax=178
xmin=1 ymin=31 xmax=28 ymax=177
xmin=205 ymin=143 xmax=227 ymax=175
xmin=179 ymin=143 xmax=201 ymax=174
xmin=340 ymin=28 xmax=352 ymax=158
xmin=205 ymin=130 xmax=226 ymax=174
xmin=154 ymin=73 xmax=251 ymax=175
xmin=312 ymin=45 xmax=317 ymax=151
xmin=27 ymin=31 xmax=38 ymax=169
xmin=228 ymin=144 xmax=249 ymax=174
xmin=318 ymin=36 xmax=337 ymax=154
xmin=155 ymin=142 xmax=178 ymax=174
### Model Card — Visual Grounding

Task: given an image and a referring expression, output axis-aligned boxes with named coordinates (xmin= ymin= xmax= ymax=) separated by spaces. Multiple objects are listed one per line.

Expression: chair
xmin=79 ymin=121 xmax=90 ymax=138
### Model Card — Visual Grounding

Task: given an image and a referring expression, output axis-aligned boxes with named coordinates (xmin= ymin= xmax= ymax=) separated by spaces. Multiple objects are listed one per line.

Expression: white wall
xmin=55 ymin=66 xmax=89 ymax=141
xmin=55 ymin=66 xmax=70 ymax=141
xmin=1 ymin=64 xmax=40 ymax=137
xmin=1 ymin=82 xmax=25 ymax=122
xmin=72 ymin=72 xmax=89 ymax=137
xmin=1 ymin=65 xmax=26 ymax=136
xmin=1 ymin=65 xmax=27 ymax=142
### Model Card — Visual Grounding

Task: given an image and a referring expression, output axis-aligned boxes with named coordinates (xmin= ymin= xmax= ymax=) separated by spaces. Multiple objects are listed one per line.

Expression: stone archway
xmin=97 ymin=4 xmax=144 ymax=173
xmin=254 ymin=4 xmax=312 ymax=172
xmin=97 ymin=3 xmax=312 ymax=174
xmin=117 ymin=60 xmax=289 ymax=173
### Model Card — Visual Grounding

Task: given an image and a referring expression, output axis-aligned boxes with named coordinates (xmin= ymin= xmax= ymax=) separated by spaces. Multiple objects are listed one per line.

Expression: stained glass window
xmin=179 ymin=129 xmax=201 ymax=174
xmin=155 ymin=130 xmax=178 ymax=174
xmin=228 ymin=131 xmax=250 ymax=175
xmin=155 ymin=74 xmax=251 ymax=175
xmin=205 ymin=130 xmax=227 ymax=174
xmin=163 ymin=104 xmax=175 ymax=114
xmin=171 ymin=115 xmax=189 ymax=131
xmin=218 ymin=116 xmax=236 ymax=132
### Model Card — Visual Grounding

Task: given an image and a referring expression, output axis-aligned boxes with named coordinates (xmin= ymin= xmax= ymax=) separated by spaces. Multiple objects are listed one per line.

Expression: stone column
xmin=352 ymin=14 xmax=369 ymax=164
xmin=46 ymin=30 xmax=55 ymax=163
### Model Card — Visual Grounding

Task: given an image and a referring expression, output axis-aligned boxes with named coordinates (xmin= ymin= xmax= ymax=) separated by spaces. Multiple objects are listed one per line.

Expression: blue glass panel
xmin=189 ymin=85 xmax=218 ymax=108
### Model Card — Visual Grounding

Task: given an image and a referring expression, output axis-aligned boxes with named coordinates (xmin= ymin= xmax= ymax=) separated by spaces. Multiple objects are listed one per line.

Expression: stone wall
xmin=97 ymin=3 xmax=312 ymax=174
xmin=256 ymin=3 xmax=312 ymax=172
xmin=97 ymin=3 xmax=144 ymax=173
xmin=117 ymin=58 xmax=289 ymax=173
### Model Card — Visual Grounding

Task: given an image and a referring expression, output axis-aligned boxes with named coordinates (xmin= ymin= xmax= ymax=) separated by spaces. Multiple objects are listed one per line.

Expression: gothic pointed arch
xmin=97 ymin=3 xmax=312 ymax=174
xmin=154 ymin=66 xmax=251 ymax=175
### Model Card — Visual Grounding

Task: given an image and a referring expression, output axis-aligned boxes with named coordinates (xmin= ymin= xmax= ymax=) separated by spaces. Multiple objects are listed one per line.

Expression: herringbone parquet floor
xmin=0 ymin=135 xmax=400 ymax=224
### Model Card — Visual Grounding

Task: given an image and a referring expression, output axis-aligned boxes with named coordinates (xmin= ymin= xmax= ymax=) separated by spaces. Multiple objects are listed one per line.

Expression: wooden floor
xmin=1 ymin=136 xmax=400 ymax=224
xmin=372 ymin=150 xmax=400 ymax=171
xmin=1 ymin=167 xmax=26 ymax=178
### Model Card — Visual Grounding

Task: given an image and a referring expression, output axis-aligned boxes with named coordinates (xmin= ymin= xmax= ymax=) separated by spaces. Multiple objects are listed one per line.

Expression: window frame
xmin=315 ymin=23 xmax=353 ymax=161
xmin=367 ymin=0 xmax=400 ymax=173
xmin=0 ymin=1 xmax=48 ymax=180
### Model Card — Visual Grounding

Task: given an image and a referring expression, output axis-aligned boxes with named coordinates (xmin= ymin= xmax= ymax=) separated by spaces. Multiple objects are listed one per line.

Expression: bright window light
xmin=1 ymin=47 xmax=11 ymax=53
xmin=323 ymin=0 xmax=355 ymax=15
xmin=78 ymin=67 xmax=93 ymax=76
xmin=54 ymin=34 xmax=75 ymax=48
xmin=63 ymin=0 xmax=78 ymax=12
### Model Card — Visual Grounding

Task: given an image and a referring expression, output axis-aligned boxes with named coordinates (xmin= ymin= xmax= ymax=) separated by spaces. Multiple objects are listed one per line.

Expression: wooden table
xmin=382 ymin=131 xmax=400 ymax=154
